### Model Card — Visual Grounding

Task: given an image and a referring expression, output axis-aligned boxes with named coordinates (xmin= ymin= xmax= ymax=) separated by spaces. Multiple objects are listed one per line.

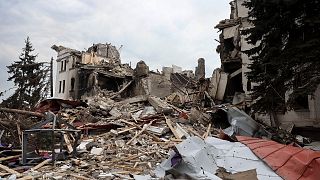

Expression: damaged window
xmin=70 ymin=78 xmax=75 ymax=92
xmin=70 ymin=57 xmax=76 ymax=69
xmin=62 ymin=80 xmax=65 ymax=93
xmin=60 ymin=61 xmax=64 ymax=72
xmin=64 ymin=60 xmax=67 ymax=70
xmin=224 ymin=38 xmax=235 ymax=52
xmin=60 ymin=60 xmax=67 ymax=72
xmin=59 ymin=81 xmax=62 ymax=93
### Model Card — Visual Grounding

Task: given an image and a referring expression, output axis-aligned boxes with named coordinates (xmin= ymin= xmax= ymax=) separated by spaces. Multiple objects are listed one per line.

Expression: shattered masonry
xmin=214 ymin=0 xmax=320 ymax=129
xmin=1 ymin=1 xmax=320 ymax=179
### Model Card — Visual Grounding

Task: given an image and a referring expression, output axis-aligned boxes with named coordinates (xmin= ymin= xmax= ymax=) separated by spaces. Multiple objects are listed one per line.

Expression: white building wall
xmin=54 ymin=49 xmax=78 ymax=99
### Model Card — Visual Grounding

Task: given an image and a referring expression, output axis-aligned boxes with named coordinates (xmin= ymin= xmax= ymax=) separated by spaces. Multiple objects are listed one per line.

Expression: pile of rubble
xmin=0 ymin=91 xmax=216 ymax=179
xmin=0 ymin=43 xmax=319 ymax=179
xmin=1 ymin=88 xmax=320 ymax=179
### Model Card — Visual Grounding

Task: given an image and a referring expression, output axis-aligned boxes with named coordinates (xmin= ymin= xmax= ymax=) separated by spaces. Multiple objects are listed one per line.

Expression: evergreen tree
xmin=243 ymin=0 xmax=320 ymax=115
xmin=1 ymin=37 xmax=50 ymax=109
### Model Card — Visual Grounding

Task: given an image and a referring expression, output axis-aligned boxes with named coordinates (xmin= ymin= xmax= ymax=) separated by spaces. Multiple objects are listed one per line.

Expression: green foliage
xmin=1 ymin=37 xmax=50 ymax=109
xmin=243 ymin=0 xmax=320 ymax=113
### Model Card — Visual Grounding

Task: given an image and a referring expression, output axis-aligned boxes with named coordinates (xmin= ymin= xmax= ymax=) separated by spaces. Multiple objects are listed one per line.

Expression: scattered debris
xmin=1 ymin=39 xmax=320 ymax=180
xmin=153 ymin=136 xmax=281 ymax=179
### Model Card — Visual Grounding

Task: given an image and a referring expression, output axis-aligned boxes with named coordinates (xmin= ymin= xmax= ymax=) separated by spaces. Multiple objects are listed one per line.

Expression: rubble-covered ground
xmin=0 ymin=90 xmax=218 ymax=179
xmin=0 ymin=88 xmax=319 ymax=180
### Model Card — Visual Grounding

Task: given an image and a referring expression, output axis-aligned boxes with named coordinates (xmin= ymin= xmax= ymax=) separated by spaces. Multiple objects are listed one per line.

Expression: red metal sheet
xmin=237 ymin=136 xmax=320 ymax=180
xmin=254 ymin=143 xmax=285 ymax=159
xmin=264 ymin=145 xmax=303 ymax=170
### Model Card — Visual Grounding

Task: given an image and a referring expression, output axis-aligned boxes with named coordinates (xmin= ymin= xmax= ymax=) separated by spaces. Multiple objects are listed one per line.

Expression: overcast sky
xmin=0 ymin=0 xmax=230 ymax=100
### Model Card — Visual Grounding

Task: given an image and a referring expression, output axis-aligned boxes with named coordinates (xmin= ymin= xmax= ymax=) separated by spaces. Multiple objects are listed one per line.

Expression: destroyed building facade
xmin=52 ymin=42 xmax=206 ymax=106
xmin=52 ymin=43 xmax=133 ymax=100
xmin=215 ymin=0 xmax=320 ymax=128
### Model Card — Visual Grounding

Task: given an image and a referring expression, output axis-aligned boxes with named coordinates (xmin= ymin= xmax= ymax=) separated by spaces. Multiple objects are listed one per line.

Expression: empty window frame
xmin=70 ymin=78 xmax=75 ymax=91
xmin=62 ymin=80 xmax=65 ymax=93
xmin=64 ymin=60 xmax=67 ymax=70
xmin=60 ymin=61 xmax=64 ymax=71
xmin=59 ymin=81 xmax=62 ymax=93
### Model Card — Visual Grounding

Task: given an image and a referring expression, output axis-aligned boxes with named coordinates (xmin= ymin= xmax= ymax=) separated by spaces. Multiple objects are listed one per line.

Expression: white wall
xmin=54 ymin=49 xmax=78 ymax=99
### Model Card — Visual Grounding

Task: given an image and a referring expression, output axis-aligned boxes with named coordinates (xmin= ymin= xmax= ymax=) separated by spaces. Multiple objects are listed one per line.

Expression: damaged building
xmin=214 ymin=0 xmax=320 ymax=130
xmin=2 ymin=7 xmax=320 ymax=178
xmin=52 ymin=43 xmax=134 ymax=100
xmin=52 ymin=43 xmax=209 ymax=106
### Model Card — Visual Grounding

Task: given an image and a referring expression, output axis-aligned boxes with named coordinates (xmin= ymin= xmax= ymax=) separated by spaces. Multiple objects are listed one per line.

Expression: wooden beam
xmin=0 ymin=164 xmax=21 ymax=177
xmin=126 ymin=121 xmax=153 ymax=145
xmin=0 ymin=154 xmax=21 ymax=162
xmin=0 ymin=108 xmax=45 ymax=118
xmin=164 ymin=116 xmax=181 ymax=140
xmin=119 ymin=119 xmax=163 ymax=142
xmin=202 ymin=123 xmax=212 ymax=139
xmin=110 ymin=80 xmax=134 ymax=99
xmin=30 ymin=159 xmax=52 ymax=171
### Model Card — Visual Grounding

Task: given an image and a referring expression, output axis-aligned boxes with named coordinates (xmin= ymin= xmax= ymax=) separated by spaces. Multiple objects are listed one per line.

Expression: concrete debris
xmin=146 ymin=126 xmax=168 ymax=136
xmin=90 ymin=147 xmax=104 ymax=156
xmin=147 ymin=96 xmax=173 ymax=115
xmin=1 ymin=40 xmax=319 ymax=180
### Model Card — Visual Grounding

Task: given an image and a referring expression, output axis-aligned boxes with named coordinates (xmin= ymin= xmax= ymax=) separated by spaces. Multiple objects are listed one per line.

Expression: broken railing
xmin=22 ymin=112 xmax=81 ymax=164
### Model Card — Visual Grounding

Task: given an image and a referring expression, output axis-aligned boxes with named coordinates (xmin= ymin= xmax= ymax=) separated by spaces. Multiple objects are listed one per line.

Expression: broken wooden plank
xmin=216 ymin=168 xmax=258 ymax=180
xmin=63 ymin=134 xmax=74 ymax=153
xmin=0 ymin=154 xmax=21 ymax=162
xmin=112 ymin=164 xmax=144 ymax=172
xmin=202 ymin=123 xmax=212 ymax=139
xmin=164 ymin=116 xmax=181 ymax=140
xmin=175 ymin=123 xmax=190 ymax=139
xmin=188 ymin=127 xmax=204 ymax=140
xmin=118 ymin=127 xmax=137 ymax=134
xmin=0 ymin=108 xmax=45 ymax=118
xmin=0 ymin=164 xmax=21 ymax=177
xmin=130 ymin=112 xmax=138 ymax=123
xmin=30 ymin=159 xmax=52 ymax=171
xmin=110 ymin=151 xmax=157 ymax=163
xmin=126 ymin=121 xmax=154 ymax=145
xmin=0 ymin=172 xmax=10 ymax=176
xmin=119 ymin=119 xmax=163 ymax=142
xmin=110 ymin=80 xmax=134 ymax=99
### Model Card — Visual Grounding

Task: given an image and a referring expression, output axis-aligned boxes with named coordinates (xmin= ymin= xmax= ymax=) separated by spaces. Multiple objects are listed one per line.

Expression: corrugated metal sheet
xmin=155 ymin=136 xmax=281 ymax=180
xmin=237 ymin=136 xmax=320 ymax=180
